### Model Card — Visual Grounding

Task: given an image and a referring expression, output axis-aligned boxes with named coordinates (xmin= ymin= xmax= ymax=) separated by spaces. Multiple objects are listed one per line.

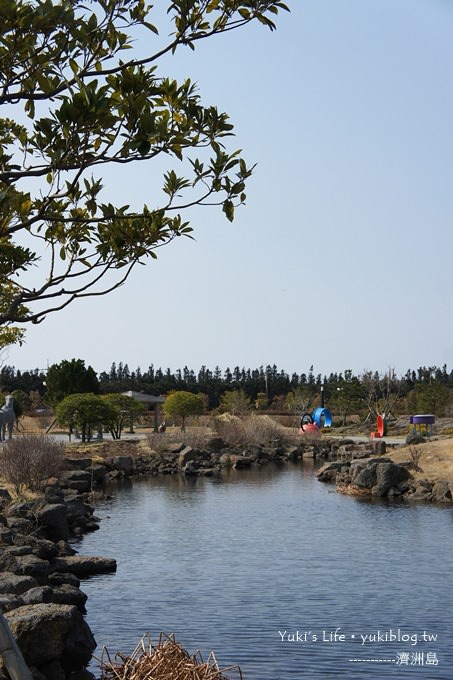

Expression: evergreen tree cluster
xmin=1 ymin=362 xmax=453 ymax=415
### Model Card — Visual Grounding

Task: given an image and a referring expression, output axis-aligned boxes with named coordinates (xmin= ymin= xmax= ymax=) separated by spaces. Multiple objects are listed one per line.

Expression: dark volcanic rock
xmin=316 ymin=461 xmax=348 ymax=482
xmin=48 ymin=572 xmax=80 ymax=589
xmin=59 ymin=470 xmax=92 ymax=493
xmin=5 ymin=603 xmax=96 ymax=671
xmin=0 ymin=553 xmax=50 ymax=583
xmin=111 ymin=455 xmax=134 ymax=475
xmin=51 ymin=584 xmax=88 ymax=612
xmin=352 ymin=463 xmax=378 ymax=489
xmin=51 ymin=555 xmax=117 ymax=577
xmin=36 ymin=504 xmax=69 ymax=542
xmin=371 ymin=462 xmax=411 ymax=497
xmin=21 ymin=585 xmax=54 ymax=605
xmin=0 ymin=593 xmax=23 ymax=612
xmin=0 ymin=573 xmax=38 ymax=595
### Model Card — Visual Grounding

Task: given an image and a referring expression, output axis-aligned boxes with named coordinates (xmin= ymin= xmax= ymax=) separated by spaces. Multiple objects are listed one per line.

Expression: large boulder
xmin=5 ymin=603 xmax=96 ymax=672
xmin=21 ymin=585 xmax=54 ymax=605
xmin=63 ymin=495 xmax=97 ymax=533
xmin=51 ymin=584 xmax=88 ymax=612
xmin=36 ymin=504 xmax=69 ymax=542
xmin=111 ymin=456 xmax=134 ymax=475
xmin=0 ymin=574 xmax=38 ymax=595
xmin=316 ymin=461 xmax=348 ymax=483
xmin=59 ymin=470 xmax=92 ymax=493
xmin=51 ymin=555 xmax=117 ymax=577
xmin=337 ymin=458 xmax=412 ymax=498
xmin=351 ymin=463 xmax=378 ymax=488
xmin=0 ymin=553 xmax=50 ymax=584
xmin=431 ymin=480 xmax=453 ymax=503
xmin=371 ymin=462 xmax=411 ymax=497
xmin=12 ymin=535 xmax=59 ymax=561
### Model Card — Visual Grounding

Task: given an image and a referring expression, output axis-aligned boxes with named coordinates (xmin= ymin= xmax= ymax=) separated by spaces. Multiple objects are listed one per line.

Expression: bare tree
xmin=361 ymin=368 xmax=401 ymax=422
xmin=284 ymin=386 xmax=315 ymax=429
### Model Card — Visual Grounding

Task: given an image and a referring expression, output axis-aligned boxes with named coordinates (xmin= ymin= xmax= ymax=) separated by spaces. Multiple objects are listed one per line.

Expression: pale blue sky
xmin=5 ymin=1 xmax=453 ymax=379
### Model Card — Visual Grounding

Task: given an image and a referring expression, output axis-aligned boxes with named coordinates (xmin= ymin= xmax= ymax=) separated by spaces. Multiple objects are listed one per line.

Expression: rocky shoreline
xmin=96 ymin=435 xmax=452 ymax=501
xmin=1 ymin=434 xmax=451 ymax=680
xmin=316 ymin=445 xmax=453 ymax=503
xmin=0 ymin=469 xmax=116 ymax=680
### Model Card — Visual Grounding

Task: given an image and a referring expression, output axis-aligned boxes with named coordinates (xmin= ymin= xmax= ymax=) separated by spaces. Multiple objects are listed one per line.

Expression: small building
xmin=121 ymin=391 xmax=165 ymax=432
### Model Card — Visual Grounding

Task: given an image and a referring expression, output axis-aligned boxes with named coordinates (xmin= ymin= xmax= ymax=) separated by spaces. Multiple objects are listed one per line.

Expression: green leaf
xmin=238 ymin=8 xmax=251 ymax=20
xmin=69 ymin=58 xmax=79 ymax=75
xmin=223 ymin=200 xmax=234 ymax=222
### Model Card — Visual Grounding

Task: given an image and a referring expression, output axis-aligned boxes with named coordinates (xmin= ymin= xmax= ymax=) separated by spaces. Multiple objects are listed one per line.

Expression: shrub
xmin=0 ymin=435 xmax=65 ymax=494
xmin=219 ymin=389 xmax=251 ymax=415
xmin=214 ymin=414 xmax=285 ymax=447
xmin=213 ymin=414 xmax=246 ymax=446
xmin=409 ymin=445 xmax=423 ymax=472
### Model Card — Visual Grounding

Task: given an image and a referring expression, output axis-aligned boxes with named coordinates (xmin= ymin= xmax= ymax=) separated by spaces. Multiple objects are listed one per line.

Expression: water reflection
xmin=80 ymin=464 xmax=453 ymax=679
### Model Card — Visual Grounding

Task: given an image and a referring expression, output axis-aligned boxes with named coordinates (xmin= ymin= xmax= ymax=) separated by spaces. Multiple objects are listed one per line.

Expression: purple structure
xmin=410 ymin=414 xmax=435 ymax=437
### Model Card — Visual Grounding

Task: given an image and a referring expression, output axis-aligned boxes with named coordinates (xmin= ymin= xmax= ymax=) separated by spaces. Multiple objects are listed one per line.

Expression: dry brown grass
xmin=99 ymin=633 xmax=242 ymax=680
xmin=214 ymin=414 xmax=295 ymax=447
xmin=18 ymin=415 xmax=55 ymax=434
xmin=387 ymin=437 xmax=453 ymax=482
xmin=147 ymin=426 xmax=214 ymax=453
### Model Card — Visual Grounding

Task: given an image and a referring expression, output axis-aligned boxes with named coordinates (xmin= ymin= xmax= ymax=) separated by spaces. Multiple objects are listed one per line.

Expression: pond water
xmin=78 ymin=462 xmax=453 ymax=679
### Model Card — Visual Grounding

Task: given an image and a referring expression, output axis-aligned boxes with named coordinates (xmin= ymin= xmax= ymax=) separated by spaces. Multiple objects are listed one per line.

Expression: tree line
xmin=1 ymin=361 xmax=453 ymax=419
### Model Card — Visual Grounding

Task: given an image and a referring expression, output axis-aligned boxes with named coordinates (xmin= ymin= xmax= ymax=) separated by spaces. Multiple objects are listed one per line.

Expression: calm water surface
xmin=78 ymin=463 xmax=453 ymax=679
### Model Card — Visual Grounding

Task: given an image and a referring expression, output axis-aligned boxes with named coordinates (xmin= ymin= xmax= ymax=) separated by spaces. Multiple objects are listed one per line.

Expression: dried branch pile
xmin=99 ymin=633 xmax=243 ymax=680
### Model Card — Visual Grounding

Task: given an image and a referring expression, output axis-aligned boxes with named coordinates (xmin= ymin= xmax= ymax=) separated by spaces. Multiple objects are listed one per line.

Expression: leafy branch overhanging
xmin=0 ymin=0 xmax=289 ymax=341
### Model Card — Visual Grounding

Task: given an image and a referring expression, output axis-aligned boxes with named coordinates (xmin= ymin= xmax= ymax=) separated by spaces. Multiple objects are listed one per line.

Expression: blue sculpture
xmin=312 ymin=407 xmax=333 ymax=428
